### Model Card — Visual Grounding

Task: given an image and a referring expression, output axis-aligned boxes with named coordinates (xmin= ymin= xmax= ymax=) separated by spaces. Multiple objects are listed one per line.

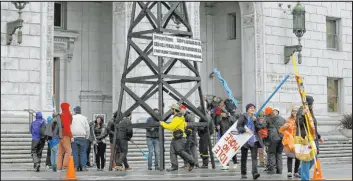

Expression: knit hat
xmin=264 ymin=107 xmax=273 ymax=115
xmin=180 ymin=104 xmax=187 ymax=110
xmin=306 ymin=95 xmax=314 ymax=106
xmin=74 ymin=106 xmax=81 ymax=114
xmin=246 ymin=103 xmax=256 ymax=112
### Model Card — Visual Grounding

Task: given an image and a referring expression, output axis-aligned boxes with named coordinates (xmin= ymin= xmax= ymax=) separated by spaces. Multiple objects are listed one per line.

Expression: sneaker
xmin=188 ymin=164 xmax=195 ymax=171
xmin=125 ymin=168 xmax=133 ymax=171
xmin=287 ymin=172 xmax=293 ymax=178
xmin=114 ymin=166 xmax=123 ymax=171
xmin=294 ymin=172 xmax=301 ymax=178
xmin=35 ymin=165 xmax=40 ymax=172
xmin=241 ymin=175 xmax=247 ymax=179
xmin=166 ymin=167 xmax=178 ymax=172
xmin=180 ymin=164 xmax=188 ymax=169
xmin=82 ymin=168 xmax=88 ymax=172
xmin=253 ymin=173 xmax=260 ymax=180
xmin=221 ymin=166 xmax=229 ymax=170
xmin=233 ymin=164 xmax=238 ymax=170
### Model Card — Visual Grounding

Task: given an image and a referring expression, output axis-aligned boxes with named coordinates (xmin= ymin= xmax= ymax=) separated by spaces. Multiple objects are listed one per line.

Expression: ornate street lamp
xmin=6 ymin=1 xmax=29 ymax=45
xmin=284 ymin=2 xmax=306 ymax=64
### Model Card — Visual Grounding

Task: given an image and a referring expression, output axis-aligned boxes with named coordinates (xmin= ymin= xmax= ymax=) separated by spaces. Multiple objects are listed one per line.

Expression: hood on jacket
xmin=35 ymin=112 xmax=43 ymax=120
xmin=61 ymin=102 xmax=71 ymax=114
xmin=47 ymin=116 xmax=53 ymax=124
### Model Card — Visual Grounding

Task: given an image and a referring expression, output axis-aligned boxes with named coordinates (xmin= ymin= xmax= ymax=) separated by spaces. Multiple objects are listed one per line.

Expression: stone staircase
xmin=1 ymin=128 xmax=352 ymax=171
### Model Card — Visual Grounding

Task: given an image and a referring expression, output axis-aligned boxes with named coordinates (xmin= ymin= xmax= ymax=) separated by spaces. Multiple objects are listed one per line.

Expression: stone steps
xmin=1 ymin=130 xmax=351 ymax=170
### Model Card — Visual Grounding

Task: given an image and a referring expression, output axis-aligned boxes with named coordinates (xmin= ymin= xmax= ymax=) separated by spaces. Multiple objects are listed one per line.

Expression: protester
xmin=257 ymin=111 xmax=267 ymax=168
xmin=197 ymin=106 xmax=214 ymax=169
xmin=87 ymin=120 xmax=95 ymax=167
xmin=180 ymin=104 xmax=198 ymax=168
xmin=70 ymin=106 xmax=90 ymax=172
xmin=224 ymin=98 xmax=239 ymax=119
xmin=216 ymin=108 xmax=238 ymax=170
xmin=45 ymin=115 xmax=61 ymax=172
xmin=160 ymin=104 xmax=197 ymax=172
xmin=280 ymin=106 xmax=300 ymax=178
xmin=265 ymin=106 xmax=285 ymax=174
xmin=90 ymin=116 xmax=107 ymax=171
xmin=57 ymin=102 xmax=73 ymax=172
xmin=145 ymin=108 xmax=160 ymax=170
xmin=30 ymin=112 xmax=47 ymax=172
xmin=296 ymin=96 xmax=324 ymax=181
xmin=237 ymin=103 xmax=263 ymax=180
xmin=99 ymin=114 xmax=118 ymax=168
xmin=114 ymin=113 xmax=133 ymax=171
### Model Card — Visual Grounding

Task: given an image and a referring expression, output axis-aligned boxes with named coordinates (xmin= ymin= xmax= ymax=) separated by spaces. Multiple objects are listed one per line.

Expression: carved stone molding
xmin=54 ymin=30 xmax=79 ymax=62
xmin=78 ymin=90 xmax=112 ymax=103
xmin=243 ymin=14 xmax=255 ymax=27
xmin=46 ymin=2 xmax=54 ymax=110
xmin=240 ymin=2 xmax=255 ymax=15
xmin=254 ymin=2 xmax=265 ymax=106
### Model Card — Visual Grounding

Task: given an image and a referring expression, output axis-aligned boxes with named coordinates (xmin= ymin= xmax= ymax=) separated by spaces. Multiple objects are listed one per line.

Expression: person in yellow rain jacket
xmin=160 ymin=104 xmax=197 ymax=172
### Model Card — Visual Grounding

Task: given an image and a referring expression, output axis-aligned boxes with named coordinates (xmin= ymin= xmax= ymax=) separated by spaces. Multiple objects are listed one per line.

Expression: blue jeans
xmin=50 ymin=144 xmax=58 ymax=168
xmin=147 ymin=137 xmax=160 ymax=169
xmin=300 ymin=159 xmax=315 ymax=181
xmin=71 ymin=138 xmax=87 ymax=169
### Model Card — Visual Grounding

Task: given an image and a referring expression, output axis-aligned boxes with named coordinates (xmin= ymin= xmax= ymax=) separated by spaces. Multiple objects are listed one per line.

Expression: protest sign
xmin=212 ymin=121 xmax=252 ymax=167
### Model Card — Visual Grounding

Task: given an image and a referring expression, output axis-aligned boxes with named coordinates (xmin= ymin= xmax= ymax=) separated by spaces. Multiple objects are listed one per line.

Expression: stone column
xmin=240 ymin=2 xmax=257 ymax=110
xmin=112 ymin=2 xmax=132 ymax=112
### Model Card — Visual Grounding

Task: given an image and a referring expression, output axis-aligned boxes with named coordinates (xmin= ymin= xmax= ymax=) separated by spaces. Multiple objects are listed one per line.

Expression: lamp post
xmin=284 ymin=2 xmax=306 ymax=64
xmin=6 ymin=1 xmax=29 ymax=45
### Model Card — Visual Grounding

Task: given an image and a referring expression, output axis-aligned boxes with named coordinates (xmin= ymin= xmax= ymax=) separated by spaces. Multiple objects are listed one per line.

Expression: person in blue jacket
xmin=46 ymin=115 xmax=61 ymax=172
xmin=30 ymin=112 xmax=47 ymax=172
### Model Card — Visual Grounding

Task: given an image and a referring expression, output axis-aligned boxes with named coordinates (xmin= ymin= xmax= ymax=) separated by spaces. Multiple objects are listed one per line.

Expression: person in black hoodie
xmin=216 ymin=108 xmax=238 ymax=170
xmin=296 ymin=95 xmax=324 ymax=181
xmin=114 ymin=112 xmax=133 ymax=171
xmin=197 ymin=106 xmax=214 ymax=169
xmin=97 ymin=117 xmax=118 ymax=169
xmin=237 ymin=103 xmax=263 ymax=180
xmin=146 ymin=108 xmax=160 ymax=170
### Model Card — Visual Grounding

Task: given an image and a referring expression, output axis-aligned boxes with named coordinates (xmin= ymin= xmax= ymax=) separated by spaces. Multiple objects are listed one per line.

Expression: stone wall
xmin=1 ymin=2 xmax=52 ymax=118
xmin=263 ymin=2 xmax=352 ymax=116
xmin=65 ymin=2 xmax=112 ymax=120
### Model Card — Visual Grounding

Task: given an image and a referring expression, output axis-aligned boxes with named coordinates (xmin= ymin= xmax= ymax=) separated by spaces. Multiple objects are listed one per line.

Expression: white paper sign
xmin=212 ymin=121 xmax=253 ymax=166
xmin=152 ymin=33 xmax=202 ymax=62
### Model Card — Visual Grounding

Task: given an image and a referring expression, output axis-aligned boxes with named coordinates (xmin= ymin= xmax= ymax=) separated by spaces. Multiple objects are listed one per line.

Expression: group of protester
xmin=30 ymin=95 xmax=323 ymax=181
xmin=30 ymin=103 xmax=118 ymax=172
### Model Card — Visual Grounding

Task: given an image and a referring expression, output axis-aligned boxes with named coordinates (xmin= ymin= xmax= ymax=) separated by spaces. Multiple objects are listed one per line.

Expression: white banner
xmin=152 ymin=33 xmax=202 ymax=62
xmin=212 ymin=121 xmax=253 ymax=167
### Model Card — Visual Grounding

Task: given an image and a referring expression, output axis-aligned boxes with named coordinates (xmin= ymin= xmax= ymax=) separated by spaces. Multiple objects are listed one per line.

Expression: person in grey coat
xmin=265 ymin=107 xmax=285 ymax=174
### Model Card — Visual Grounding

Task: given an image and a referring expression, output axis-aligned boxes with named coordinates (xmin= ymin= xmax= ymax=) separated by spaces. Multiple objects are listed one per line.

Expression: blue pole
xmin=255 ymin=75 xmax=290 ymax=116
xmin=213 ymin=68 xmax=239 ymax=108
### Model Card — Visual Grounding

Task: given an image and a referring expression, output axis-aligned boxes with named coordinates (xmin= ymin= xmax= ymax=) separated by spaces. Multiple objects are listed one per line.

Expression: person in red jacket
xmin=56 ymin=102 xmax=74 ymax=172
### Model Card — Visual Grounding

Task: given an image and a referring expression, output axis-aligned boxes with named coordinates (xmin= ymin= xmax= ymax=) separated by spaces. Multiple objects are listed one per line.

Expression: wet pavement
xmin=1 ymin=163 xmax=352 ymax=180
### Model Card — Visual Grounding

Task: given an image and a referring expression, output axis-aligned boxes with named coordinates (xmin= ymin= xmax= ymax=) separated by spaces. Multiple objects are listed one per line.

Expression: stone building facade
xmin=1 ymin=2 xmax=352 ymax=135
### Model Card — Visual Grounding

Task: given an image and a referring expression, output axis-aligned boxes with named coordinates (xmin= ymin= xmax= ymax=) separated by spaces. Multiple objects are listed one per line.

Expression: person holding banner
xmin=236 ymin=103 xmax=263 ymax=180
xmin=216 ymin=108 xmax=238 ymax=170
xmin=296 ymin=96 xmax=324 ymax=181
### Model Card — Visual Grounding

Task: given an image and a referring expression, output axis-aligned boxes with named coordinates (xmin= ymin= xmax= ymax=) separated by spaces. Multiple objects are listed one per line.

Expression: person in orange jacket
xmin=56 ymin=102 xmax=74 ymax=172
xmin=279 ymin=106 xmax=300 ymax=178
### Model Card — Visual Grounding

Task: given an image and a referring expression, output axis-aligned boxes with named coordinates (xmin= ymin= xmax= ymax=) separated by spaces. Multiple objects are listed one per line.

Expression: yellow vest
xmin=160 ymin=114 xmax=186 ymax=138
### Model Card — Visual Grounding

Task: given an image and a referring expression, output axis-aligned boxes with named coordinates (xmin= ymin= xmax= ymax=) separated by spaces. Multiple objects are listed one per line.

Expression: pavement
xmin=1 ymin=163 xmax=352 ymax=180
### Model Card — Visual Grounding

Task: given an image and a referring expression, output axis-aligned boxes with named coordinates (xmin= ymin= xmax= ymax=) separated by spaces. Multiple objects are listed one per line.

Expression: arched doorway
xmin=199 ymin=2 xmax=263 ymax=111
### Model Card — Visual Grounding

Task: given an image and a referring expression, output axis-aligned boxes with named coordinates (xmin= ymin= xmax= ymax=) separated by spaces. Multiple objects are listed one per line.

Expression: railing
xmin=23 ymin=109 xmax=36 ymax=133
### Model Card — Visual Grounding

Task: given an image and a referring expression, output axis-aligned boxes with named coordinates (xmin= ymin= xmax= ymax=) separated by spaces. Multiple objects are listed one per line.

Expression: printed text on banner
xmin=212 ymin=121 xmax=252 ymax=167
